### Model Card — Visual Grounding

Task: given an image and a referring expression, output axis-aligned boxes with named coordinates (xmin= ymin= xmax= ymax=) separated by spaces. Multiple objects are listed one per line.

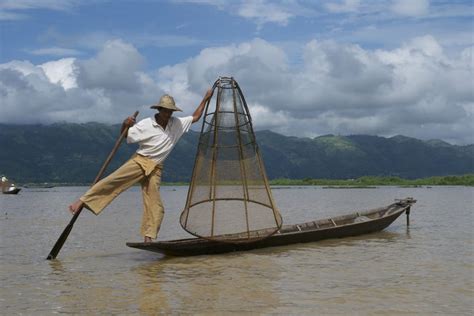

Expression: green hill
xmin=0 ymin=123 xmax=472 ymax=183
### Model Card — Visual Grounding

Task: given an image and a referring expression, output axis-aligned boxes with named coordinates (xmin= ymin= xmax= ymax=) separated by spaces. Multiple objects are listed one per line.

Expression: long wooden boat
xmin=127 ymin=197 xmax=416 ymax=256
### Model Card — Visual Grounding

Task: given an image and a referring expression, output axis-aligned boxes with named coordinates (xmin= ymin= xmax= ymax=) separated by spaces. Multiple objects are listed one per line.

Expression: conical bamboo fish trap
xmin=180 ymin=77 xmax=283 ymax=243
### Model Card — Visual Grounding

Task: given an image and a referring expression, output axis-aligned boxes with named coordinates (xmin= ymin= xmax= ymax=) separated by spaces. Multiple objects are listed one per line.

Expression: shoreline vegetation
xmin=269 ymin=174 xmax=474 ymax=186
xmin=20 ymin=174 xmax=474 ymax=187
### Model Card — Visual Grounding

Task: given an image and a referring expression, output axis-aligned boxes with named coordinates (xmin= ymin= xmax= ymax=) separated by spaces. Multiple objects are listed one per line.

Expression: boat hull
xmin=2 ymin=188 xmax=21 ymax=195
xmin=127 ymin=198 xmax=415 ymax=256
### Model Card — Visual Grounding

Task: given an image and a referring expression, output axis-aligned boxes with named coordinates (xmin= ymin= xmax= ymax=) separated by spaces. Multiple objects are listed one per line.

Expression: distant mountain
xmin=0 ymin=123 xmax=472 ymax=183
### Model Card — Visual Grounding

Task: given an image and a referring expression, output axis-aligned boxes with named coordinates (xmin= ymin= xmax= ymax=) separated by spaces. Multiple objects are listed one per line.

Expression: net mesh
xmin=180 ymin=77 xmax=283 ymax=242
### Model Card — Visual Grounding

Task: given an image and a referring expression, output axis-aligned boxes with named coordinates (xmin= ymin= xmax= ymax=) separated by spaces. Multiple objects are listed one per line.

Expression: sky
xmin=0 ymin=0 xmax=473 ymax=144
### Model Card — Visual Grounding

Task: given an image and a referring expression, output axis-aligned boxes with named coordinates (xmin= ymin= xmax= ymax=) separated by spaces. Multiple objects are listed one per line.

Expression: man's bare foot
xmin=144 ymin=236 xmax=152 ymax=243
xmin=69 ymin=200 xmax=82 ymax=215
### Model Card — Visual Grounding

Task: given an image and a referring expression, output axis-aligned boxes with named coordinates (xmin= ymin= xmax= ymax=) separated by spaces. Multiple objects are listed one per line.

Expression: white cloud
xmin=246 ymin=103 xmax=289 ymax=131
xmin=176 ymin=0 xmax=304 ymax=29
xmin=0 ymin=39 xmax=162 ymax=124
xmin=237 ymin=0 xmax=294 ymax=27
xmin=76 ymin=39 xmax=145 ymax=92
xmin=0 ymin=60 xmax=83 ymax=124
xmin=0 ymin=36 xmax=472 ymax=144
xmin=326 ymin=0 xmax=360 ymax=13
xmin=29 ymin=47 xmax=82 ymax=57
xmin=172 ymin=0 xmax=227 ymax=6
xmin=134 ymin=34 xmax=202 ymax=48
xmin=0 ymin=10 xmax=26 ymax=20
xmin=391 ymin=0 xmax=429 ymax=17
xmin=40 ymin=58 xmax=78 ymax=90
xmin=0 ymin=0 xmax=79 ymax=20
xmin=0 ymin=0 xmax=77 ymax=11
xmin=0 ymin=60 xmax=44 ymax=77
xmin=157 ymin=36 xmax=473 ymax=144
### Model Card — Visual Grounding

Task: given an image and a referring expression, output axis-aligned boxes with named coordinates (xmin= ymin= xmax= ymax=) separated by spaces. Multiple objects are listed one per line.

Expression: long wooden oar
xmin=46 ymin=111 xmax=139 ymax=260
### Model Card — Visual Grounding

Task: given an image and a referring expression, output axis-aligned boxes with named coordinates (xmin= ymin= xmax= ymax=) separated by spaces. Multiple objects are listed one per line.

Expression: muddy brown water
xmin=1 ymin=186 xmax=472 ymax=314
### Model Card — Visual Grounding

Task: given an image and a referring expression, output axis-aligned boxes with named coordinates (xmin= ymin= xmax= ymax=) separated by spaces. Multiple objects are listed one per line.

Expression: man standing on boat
xmin=69 ymin=89 xmax=213 ymax=243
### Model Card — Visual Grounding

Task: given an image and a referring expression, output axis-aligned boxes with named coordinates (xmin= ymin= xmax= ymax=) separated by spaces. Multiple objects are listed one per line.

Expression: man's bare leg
xmin=144 ymin=236 xmax=152 ymax=243
xmin=69 ymin=199 xmax=83 ymax=214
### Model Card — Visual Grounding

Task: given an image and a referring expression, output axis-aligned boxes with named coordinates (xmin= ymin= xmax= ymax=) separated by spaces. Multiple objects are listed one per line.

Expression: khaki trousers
xmin=80 ymin=154 xmax=164 ymax=239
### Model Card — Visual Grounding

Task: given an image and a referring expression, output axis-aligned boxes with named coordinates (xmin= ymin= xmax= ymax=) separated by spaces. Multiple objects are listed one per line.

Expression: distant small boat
xmin=1 ymin=176 xmax=21 ymax=195
xmin=23 ymin=184 xmax=55 ymax=189
xmin=3 ymin=187 xmax=21 ymax=194
xmin=127 ymin=197 xmax=416 ymax=256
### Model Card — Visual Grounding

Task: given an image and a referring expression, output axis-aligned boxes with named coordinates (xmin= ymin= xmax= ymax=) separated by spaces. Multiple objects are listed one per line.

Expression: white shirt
xmin=127 ymin=116 xmax=193 ymax=163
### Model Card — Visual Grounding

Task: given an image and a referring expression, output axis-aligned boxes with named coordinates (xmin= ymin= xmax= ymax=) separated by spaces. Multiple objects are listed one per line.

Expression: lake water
xmin=1 ymin=186 xmax=472 ymax=314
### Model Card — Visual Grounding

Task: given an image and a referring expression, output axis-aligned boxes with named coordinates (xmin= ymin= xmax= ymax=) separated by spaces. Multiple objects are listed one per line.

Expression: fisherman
xmin=1 ymin=176 xmax=7 ymax=192
xmin=69 ymin=89 xmax=213 ymax=243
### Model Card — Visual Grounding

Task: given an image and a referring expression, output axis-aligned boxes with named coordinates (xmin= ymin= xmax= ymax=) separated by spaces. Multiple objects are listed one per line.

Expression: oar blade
xmin=46 ymin=210 xmax=80 ymax=260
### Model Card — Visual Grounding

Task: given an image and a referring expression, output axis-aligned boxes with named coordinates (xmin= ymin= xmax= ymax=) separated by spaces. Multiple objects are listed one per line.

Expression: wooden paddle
xmin=46 ymin=111 xmax=139 ymax=260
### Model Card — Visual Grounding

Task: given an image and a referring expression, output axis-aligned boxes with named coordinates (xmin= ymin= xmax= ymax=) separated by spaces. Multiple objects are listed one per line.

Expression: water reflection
xmin=48 ymin=259 xmax=65 ymax=274
xmin=45 ymin=256 xmax=142 ymax=314
xmin=132 ymin=253 xmax=281 ymax=314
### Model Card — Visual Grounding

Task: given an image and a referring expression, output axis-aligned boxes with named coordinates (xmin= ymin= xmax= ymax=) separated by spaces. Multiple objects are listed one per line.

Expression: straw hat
xmin=150 ymin=94 xmax=182 ymax=111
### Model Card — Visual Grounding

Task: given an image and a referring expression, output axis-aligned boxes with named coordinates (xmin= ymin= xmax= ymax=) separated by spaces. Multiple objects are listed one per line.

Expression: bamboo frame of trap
xmin=180 ymin=77 xmax=283 ymax=243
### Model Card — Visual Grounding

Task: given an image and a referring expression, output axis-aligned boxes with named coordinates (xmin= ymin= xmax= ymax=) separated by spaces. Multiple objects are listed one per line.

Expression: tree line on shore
xmin=268 ymin=174 xmax=474 ymax=186
xmin=20 ymin=174 xmax=474 ymax=187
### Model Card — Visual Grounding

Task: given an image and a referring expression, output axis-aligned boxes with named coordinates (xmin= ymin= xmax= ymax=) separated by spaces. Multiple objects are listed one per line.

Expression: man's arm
xmin=192 ymin=89 xmax=213 ymax=123
xmin=120 ymin=116 xmax=136 ymax=134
